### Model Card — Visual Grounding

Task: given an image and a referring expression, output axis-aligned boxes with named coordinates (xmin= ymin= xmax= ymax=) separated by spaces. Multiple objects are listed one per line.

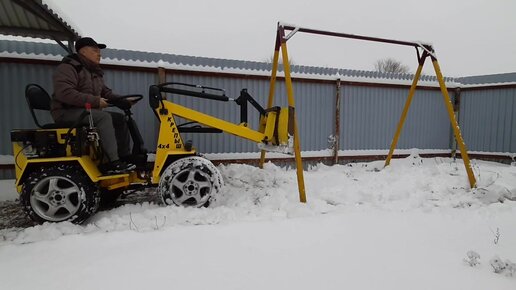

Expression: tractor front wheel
xmin=158 ymin=157 xmax=224 ymax=208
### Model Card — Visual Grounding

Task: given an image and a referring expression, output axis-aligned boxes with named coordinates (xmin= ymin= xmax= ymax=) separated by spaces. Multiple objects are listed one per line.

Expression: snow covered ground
xmin=1 ymin=153 xmax=516 ymax=289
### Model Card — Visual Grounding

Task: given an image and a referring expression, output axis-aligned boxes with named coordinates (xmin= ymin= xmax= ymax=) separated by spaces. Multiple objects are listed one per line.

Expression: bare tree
xmin=374 ymin=58 xmax=409 ymax=74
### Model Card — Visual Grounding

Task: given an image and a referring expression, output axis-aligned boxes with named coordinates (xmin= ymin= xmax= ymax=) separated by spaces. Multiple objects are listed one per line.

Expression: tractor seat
xmin=25 ymin=84 xmax=75 ymax=129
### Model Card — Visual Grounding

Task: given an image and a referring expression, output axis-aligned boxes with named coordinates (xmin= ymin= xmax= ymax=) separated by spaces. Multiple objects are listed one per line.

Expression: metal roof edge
xmin=0 ymin=0 xmax=80 ymax=40
xmin=2 ymin=39 xmax=515 ymax=87
xmin=40 ymin=0 xmax=81 ymax=38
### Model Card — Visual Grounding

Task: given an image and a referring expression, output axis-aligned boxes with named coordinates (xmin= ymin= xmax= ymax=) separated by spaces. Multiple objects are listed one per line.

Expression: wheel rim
xmin=167 ymin=166 xmax=213 ymax=207
xmin=29 ymin=176 xmax=82 ymax=222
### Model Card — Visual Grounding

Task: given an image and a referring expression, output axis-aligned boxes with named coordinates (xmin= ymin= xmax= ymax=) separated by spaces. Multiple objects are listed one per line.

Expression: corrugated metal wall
xmin=341 ymin=85 xmax=451 ymax=150
xmin=460 ymin=88 xmax=516 ymax=152
xmin=0 ymin=167 xmax=14 ymax=179
xmin=0 ymin=62 xmax=55 ymax=155
xmin=1 ymin=60 xmax=515 ymax=166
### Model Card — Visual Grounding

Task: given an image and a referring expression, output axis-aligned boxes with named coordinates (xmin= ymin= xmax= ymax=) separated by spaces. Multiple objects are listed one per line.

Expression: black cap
xmin=75 ymin=37 xmax=106 ymax=52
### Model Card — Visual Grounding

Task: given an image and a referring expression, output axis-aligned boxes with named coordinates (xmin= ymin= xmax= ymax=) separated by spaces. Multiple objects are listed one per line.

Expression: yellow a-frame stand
xmin=261 ymin=23 xmax=477 ymax=192
xmin=384 ymin=49 xmax=477 ymax=188
xmin=259 ymin=25 xmax=307 ymax=202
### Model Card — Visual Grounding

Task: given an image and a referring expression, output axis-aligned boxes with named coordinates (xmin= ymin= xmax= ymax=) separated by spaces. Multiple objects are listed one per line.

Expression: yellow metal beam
xmin=263 ymin=111 xmax=278 ymax=142
xmin=432 ymin=59 xmax=477 ymax=188
xmin=385 ymin=57 xmax=425 ymax=167
xmin=280 ymin=39 xmax=307 ymax=203
xmin=152 ymin=109 xmax=193 ymax=182
xmin=167 ymin=101 xmax=266 ymax=143
xmin=260 ymin=32 xmax=281 ymax=169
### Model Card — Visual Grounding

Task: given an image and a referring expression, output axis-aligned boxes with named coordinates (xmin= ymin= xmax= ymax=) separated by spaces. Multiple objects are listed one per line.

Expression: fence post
xmin=158 ymin=66 xmax=166 ymax=88
xmin=333 ymin=78 xmax=341 ymax=164
xmin=451 ymin=87 xmax=461 ymax=158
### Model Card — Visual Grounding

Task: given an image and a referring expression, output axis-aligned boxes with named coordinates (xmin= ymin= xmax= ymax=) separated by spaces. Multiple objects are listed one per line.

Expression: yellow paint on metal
xmin=267 ymin=49 xmax=280 ymax=108
xmin=385 ymin=60 xmax=425 ymax=167
xmin=278 ymin=107 xmax=290 ymax=145
xmin=259 ymin=115 xmax=268 ymax=167
xmin=76 ymin=157 xmax=103 ymax=181
xmin=54 ymin=128 xmax=74 ymax=143
xmin=259 ymin=148 xmax=267 ymax=169
xmin=101 ymin=176 xmax=130 ymax=190
xmin=281 ymin=41 xmax=307 ymax=203
xmin=151 ymin=99 xmax=277 ymax=183
xmin=152 ymin=108 xmax=193 ymax=183
xmin=12 ymin=129 xmax=129 ymax=191
xmin=432 ymin=59 xmax=477 ymax=188
xmin=11 ymin=128 xmax=74 ymax=186
xmin=14 ymin=154 xmax=128 ymax=188
xmin=168 ymin=101 xmax=266 ymax=142
xmin=12 ymin=141 xmax=27 ymax=187
xmin=258 ymin=115 xmax=267 ymax=133
xmin=263 ymin=111 xmax=277 ymax=143
xmin=77 ymin=157 xmax=129 ymax=182
xmin=260 ymin=38 xmax=281 ymax=169
xmin=383 ymin=54 xmax=476 ymax=189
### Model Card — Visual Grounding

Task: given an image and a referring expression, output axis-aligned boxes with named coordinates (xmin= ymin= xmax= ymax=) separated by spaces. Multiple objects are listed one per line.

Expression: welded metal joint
xmin=416 ymin=49 xmax=430 ymax=65
xmin=284 ymin=27 xmax=300 ymax=41
xmin=415 ymin=42 xmax=437 ymax=60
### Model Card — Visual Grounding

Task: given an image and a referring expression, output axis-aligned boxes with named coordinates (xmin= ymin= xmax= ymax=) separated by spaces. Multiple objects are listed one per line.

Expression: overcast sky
xmin=40 ymin=0 xmax=516 ymax=77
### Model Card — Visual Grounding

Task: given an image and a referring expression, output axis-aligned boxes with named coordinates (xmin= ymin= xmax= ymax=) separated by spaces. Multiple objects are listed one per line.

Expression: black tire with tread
xmin=20 ymin=164 xmax=100 ymax=224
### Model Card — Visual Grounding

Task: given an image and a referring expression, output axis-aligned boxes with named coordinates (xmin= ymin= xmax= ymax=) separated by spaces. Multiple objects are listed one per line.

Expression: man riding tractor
xmin=52 ymin=37 xmax=135 ymax=174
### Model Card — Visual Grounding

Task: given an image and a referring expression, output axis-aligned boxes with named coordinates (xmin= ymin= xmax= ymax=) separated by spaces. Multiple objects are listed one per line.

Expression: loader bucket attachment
xmin=277 ymin=107 xmax=294 ymax=146
xmin=257 ymin=106 xmax=295 ymax=154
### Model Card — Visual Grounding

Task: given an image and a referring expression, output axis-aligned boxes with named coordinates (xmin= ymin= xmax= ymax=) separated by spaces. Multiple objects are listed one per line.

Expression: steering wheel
xmin=108 ymin=94 xmax=144 ymax=109
xmin=116 ymin=94 xmax=143 ymax=103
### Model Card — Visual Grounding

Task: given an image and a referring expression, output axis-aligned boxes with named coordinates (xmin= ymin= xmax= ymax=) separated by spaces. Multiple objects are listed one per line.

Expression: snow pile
xmin=0 ymin=155 xmax=516 ymax=290
xmin=1 ymin=155 xmax=515 ymax=244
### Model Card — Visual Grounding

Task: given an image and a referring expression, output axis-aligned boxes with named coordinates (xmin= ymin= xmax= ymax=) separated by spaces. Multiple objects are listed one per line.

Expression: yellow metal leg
xmin=281 ymin=41 xmax=307 ymax=203
xmin=432 ymin=59 xmax=477 ymax=188
xmin=385 ymin=60 xmax=425 ymax=166
xmin=258 ymin=151 xmax=267 ymax=169
xmin=260 ymin=34 xmax=281 ymax=169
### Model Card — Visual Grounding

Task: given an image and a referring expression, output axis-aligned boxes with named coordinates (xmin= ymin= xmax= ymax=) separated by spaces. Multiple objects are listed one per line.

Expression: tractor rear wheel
xmin=158 ymin=157 xmax=223 ymax=208
xmin=20 ymin=164 xmax=100 ymax=224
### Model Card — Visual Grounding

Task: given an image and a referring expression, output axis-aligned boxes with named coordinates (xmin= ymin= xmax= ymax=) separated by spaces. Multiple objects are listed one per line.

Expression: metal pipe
xmin=280 ymin=23 xmax=429 ymax=49
xmin=159 ymin=87 xmax=229 ymax=102
xmin=432 ymin=59 xmax=477 ymax=188
xmin=385 ymin=53 xmax=427 ymax=166
xmin=280 ymin=27 xmax=307 ymax=203
xmin=260 ymin=31 xmax=282 ymax=169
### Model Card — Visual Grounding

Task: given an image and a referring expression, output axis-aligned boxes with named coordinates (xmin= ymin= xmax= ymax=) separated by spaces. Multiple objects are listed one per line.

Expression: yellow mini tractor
xmin=11 ymin=83 xmax=294 ymax=224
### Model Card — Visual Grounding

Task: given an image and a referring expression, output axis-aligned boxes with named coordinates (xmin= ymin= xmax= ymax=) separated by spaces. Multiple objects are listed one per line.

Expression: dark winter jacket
xmin=51 ymin=53 xmax=119 ymax=120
